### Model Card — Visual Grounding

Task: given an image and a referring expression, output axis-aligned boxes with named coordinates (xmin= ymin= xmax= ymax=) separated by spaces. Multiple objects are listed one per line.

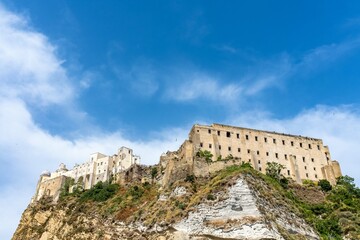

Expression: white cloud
xmin=0 ymin=5 xmax=73 ymax=105
xmin=228 ymin=105 xmax=360 ymax=186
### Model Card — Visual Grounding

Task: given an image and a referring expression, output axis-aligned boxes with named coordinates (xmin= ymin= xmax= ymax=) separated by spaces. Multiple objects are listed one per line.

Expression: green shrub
xmin=318 ymin=179 xmax=332 ymax=192
xmin=196 ymin=149 xmax=213 ymax=163
xmin=80 ymin=181 xmax=119 ymax=202
xmin=185 ymin=174 xmax=195 ymax=183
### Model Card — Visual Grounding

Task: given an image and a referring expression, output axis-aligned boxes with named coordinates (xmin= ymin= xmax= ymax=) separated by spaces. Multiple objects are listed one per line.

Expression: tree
xmin=196 ymin=149 xmax=213 ymax=163
xmin=318 ymin=179 xmax=332 ymax=192
xmin=266 ymin=162 xmax=285 ymax=180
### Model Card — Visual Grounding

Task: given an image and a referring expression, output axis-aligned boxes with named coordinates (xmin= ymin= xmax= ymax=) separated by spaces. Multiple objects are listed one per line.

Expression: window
xmin=284 ymin=154 xmax=288 ymax=160
xmin=259 ymin=167 xmax=262 ymax=171
xmin=315 ymin=174 xmax=318 ymax=179
xmin=264 ymin=137 xmax=267 ymax=143
xmin=256 ymin=150 xmax=260 ymax=155
xmin=219 ymin=145 xmax=222 ymax=150
xmin=200 ymin=142 xmax=203 ymax=147
xmin=208 ymin=129 xmax=211 ymax=134
xmin=247 ymin=149 xmax=250 ymax=154
xmin=246 ymin=135 xmax=249 ymax=140
xmin=217 ymin=131 xmax=220 ymax=136
xmin=300 ymin=143 xmax=303 ymax=147
xmin=282 ymin=140 xmax=285 ymax=145
xmin=291 ymin=141 xmax=294 ymax=146
xmin=248 ymin=159 xmax=251 ymax=162
xmin=129 ymin=150 xmax=131 ymax=154
xmin=311 ymin=158 xmax=314 ymax=162
xmin=226 ymin=131 xmax=231 ymax=138
xmin=306 ymin=173 xmax=309 ymax=178
xmin=237 ymin=133 xmax=240 ymax=139
xmin=209 ymin=144 xmax=212 ymax=149
xmin=317 ymin=145 xmax=320 ymax=150
xmin=275 ymin=153 xmax=278 ymax=158
xmin=258 ymin=160 xmax=261 ymax=164
xmin=266 ymin=152 xmax=269 ymax=156
xmin=313 ymin=167 xmax=316 ymax=171
xmin=228 ymin=146 xmax=231 ymax=151
xmin=197 ymin=129 xmax=199 ymax=132
xmin=302 ymin=157 xmax=305 ymax=162
xmin=287 ymin=170 xmax=290 ymax=176
xmin=273 ymin=138 xmax=276 ymax=144
xmin=255 ymin=136 xmax=258 ymax=141
xmin=308 ymin=144 xmax=312 ymax=149
xmin=305 ymin=166 xmax=307 ymax=170
xmin=238 ymin=148 xmax=241 ymax=152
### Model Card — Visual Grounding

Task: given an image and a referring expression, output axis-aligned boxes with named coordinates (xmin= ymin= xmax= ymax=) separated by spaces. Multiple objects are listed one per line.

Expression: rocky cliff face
xmin=13 ymin=164 xmax=323 ymax=240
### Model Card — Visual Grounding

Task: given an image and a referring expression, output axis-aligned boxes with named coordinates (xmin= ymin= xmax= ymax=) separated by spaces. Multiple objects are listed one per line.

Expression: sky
xmin=1 ymin=1 xmax=360 ymax=239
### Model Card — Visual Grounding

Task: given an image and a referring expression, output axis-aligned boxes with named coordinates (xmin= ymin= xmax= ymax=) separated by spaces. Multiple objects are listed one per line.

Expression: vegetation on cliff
xmin=14 ymin=161 xmax=360 ymax=240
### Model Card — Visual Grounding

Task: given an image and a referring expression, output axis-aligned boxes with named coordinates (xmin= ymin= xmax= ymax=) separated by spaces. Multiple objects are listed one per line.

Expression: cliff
xmin=13 ymin=163 xmax=360 ymax=239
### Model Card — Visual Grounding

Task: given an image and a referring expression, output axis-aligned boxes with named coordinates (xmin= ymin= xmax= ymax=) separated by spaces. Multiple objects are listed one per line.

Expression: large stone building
xmin=161 ymin=123 xmax=342 ymax=185
xmin=32 ymin=146 xmax=140 ymax=202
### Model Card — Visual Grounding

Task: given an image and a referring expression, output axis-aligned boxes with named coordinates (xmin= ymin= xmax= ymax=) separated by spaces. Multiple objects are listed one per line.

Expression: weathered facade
xmin=32 ymin=146 xmax=140 ymax=202
xmin=161 ymin=123 xmax=342 ymax=185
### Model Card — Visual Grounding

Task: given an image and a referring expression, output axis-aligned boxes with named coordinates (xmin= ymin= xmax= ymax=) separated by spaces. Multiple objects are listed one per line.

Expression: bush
xmin=196 ymin=150 xmax=213 ymax=163
xmin=207 ymin=194 xmax=216 ymax=201
xmin=185 ymin=174 xmax=195 ymax=183
xmin=80 ymin=181 xmax=119 ymax=202
xmin=318 ymin=179 xmax=332 ymax=192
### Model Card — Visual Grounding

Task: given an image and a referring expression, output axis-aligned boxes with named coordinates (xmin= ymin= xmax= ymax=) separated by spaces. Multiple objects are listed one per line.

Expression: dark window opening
xmin=287 ymin=170 xmax=290 ymax=176
xmin=248 ymin=159 xmax=251 ymax=162
xmin=247 ymin=149 xmax=250 ymax=154
xmin=306 ymin=173 xmax=309 ymax=178
xmin=200 ymin=142 xmax=203 ymax=147
xmin=226 ymin=131 xmax=231 ymax=138
xmin=317 ymin=145 xmax=320 ymax=150
xmin=311 ymin=158 xmax=314 ymax=162
xmin=246 ymin=135 xmax=249 ymax=140
xmin=273 ymin=139 xmax=276 ymax=144
xmin=259 ymin=167 xmax=262 ymax=171
xmin=313 ymin=167 xmax=316 ymax=170
xmin=302 ymin=157 xmax=305 ymax=162
xmin=208 ymin=129 xmax=211 ymax=134
xmin=255 ymin=136 xmax=258 ymax=141
xmin=308 ymin=144 xmax=312 ymax=149
xmin=275 ymin=153 xmax=278 ymax=158
xmin=228 ymin=146 xmax=231 ymax=151
xmin=217 ymin=131 xmax=220 ymax=136
xmin=257 ymin=150 xmax=260 ymax=155
xmin=238 ymin=148 xmax=241 ymax=152
xmin=236 ymin=133 xmax=240 ymax=139
xmin=305 ymin=166 xmax=307 ymax=170
xmin=266 ymin=152 xmax=269 ymax=156
xmin=300 ymin=143 xmax=303 ymax=147
xmin=315 ymin=174 xmax=318 ymax=178
xmin=209 ymin=144 xmax=212 ymax=149
xmin=284 ymin=154 xmax=287 ymax=160
xmin=219 ymin=145 xmax=222 ymax=150
xmin=291 ymin=141 xmax=294 ymax=146
xmin=264 ymin=137 xmax=267 ymax=142
xmin=282 ymin=140 xmax=285 ymax=145
xmin=258 ymin=160 xmax=261 ymax=164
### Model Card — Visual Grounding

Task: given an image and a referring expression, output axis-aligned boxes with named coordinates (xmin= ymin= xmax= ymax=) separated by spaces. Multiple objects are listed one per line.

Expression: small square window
xmin=209 ymin=144 xmax=212 ymax=149
xmin=238 ymin=148 xmax=241 ymax=152
xmin=259 ymin=167 xmax=262 ymax=171
xmin=308 ymin=144 xmax=312 ymax=149
xmin=313 ymin=167 xmax=316 ymax=171
xmin=228 ymin=146 xmax=231 ymax=151
xmin=219 ymin=145 xmax=222 ymax=150
xmin=282 ymin=140 xmax=285 ymax=145
xmin=291 ymin=141 xmax=294 ymax=146
xmin=247 ymin=149 xmax=250 ymax=154
xmin=264 ymin=137 xmax=267 ymax=142
xmin=236 ymin=133 xmax=240 ymax=139
xmin=258 ymin=160 xmax=261 ymax=164
xmin=226 ymin=131 xmax=231 ymax=138
xmin=305 ymin=166 xmax=307 ymax=170
xmin=248 ymin=159 xmax=251 ymax=162
xmin=287 ymin=170 xmax=290 ymax=175
xmin=300 ymin=143 xmax=303 ymax=147
xmin=302 ymin=157 xmax=305 ymax=162
xmin=306 ymin=173 xmax=309 ymax=178
xmin=217 ymin=131 xmax=220 ymax=136
xmin=311 ymin=158 xmax=314 ymax=162
xmin=275 ymin=153 xmax=278 ymax=158
xmin=255 ymin=136 xmax=258 ymax=141
xmin=257 ymin=150 xmax=260 ymax=155
xmin=266 ymin=152 xmax=269 ymax=156
xmin=208 ymin=129 xmax=211 ymax=134
xmin=284 ymin=154 xmax=287 ymax=160
xmin=273 ymin=139 xmax=276 ymax=144
xmin=317 ymin=145 xmax=320 ymax=150
xmin=315 ymin=174 xmax=318 ymax=179
xmin=200 ymin=142 xmax=203 ymax=147
xmin=246 ymin=135 xmax=249 ymax=140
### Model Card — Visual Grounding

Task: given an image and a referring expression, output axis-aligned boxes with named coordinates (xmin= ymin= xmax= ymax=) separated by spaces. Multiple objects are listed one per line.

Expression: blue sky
xmin=1 ymin=1 xmax=360 ymax=239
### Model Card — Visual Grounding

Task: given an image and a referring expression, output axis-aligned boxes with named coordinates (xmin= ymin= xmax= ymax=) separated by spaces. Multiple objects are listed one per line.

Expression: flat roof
xmin=192 ymin=123 xmax=322 ymax=141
